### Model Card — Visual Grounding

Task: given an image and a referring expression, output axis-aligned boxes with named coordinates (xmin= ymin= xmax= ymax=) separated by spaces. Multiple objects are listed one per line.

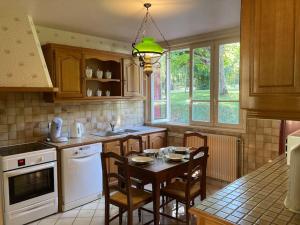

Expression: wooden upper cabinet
xmin=55 ymin=48 xmax=83 ymax=98
xmin=241 ymin=0 xmax=300 ymax=119
xmin=123 ymin=58 xmax=143 ymax=97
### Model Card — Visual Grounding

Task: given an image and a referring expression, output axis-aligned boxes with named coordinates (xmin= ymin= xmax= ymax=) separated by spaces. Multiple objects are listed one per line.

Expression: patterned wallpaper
xmin=36 ymin=25 xmax=131 ymax=54
xmin=0 ymin=15 xmax=53 ymax=87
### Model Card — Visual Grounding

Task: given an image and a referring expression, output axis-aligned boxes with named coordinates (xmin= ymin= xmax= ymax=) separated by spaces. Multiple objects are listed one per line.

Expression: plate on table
xmin=144 ymin=149 xmax=160 ymax=155
xmin=131 ymin=156 xmax=154 ymax=164
xmin=174 ymin=147 xmax=189 ymax=154
xmin=165 ymin=153 xmax=184 ymax=162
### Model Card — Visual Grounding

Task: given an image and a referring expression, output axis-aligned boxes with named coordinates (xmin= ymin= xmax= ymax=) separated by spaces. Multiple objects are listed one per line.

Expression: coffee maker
xmin=50 ymin=117 xmax=68 ymax=143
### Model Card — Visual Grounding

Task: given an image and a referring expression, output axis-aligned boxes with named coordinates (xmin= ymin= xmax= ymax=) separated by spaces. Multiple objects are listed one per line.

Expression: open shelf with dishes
xmin=84 ymin=57 xmax=122 ymax=98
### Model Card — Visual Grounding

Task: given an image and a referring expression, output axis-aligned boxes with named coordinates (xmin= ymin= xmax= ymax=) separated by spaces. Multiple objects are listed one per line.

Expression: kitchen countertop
xmin=45 ymin=126 xmax=167 ymax=149
xmin=190 ymin=155 xmax=300 ymax=225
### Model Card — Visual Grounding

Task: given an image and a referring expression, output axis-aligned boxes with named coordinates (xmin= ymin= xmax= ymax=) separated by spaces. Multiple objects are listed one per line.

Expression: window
xmin=170 ymin=49 xmax=190 ymax=123
xmin=151 ymin=38 xmax=241 ymax=129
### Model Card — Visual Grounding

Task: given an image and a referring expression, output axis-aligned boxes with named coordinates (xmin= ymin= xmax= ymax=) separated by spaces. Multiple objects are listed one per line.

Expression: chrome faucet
xmin=109 ymin=122 xmax=115 ymax=132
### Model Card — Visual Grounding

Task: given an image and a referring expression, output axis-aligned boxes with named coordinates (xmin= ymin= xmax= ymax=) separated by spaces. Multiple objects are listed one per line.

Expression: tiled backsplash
xmin=242 ymin=118 xmax=281 ymax=174
xmin=0 ymin=93 xmax=144 ymax=147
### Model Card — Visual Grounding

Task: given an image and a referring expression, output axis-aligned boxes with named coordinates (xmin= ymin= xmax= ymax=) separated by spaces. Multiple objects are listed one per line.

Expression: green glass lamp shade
xmin=132 ymin=37 xmax=164 ymax=56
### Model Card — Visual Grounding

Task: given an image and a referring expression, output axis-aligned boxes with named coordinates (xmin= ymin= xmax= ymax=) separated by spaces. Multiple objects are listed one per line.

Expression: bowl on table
xmin=144 ymin=149 xmax=160 ymax=156
xmin=174 ymin=147 xmax=190 ymax=154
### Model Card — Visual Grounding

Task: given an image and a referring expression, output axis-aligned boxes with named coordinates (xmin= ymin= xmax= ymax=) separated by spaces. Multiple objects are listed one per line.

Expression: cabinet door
xmin=241 ymin=0 xmax=300 ymax=117
xmin=149 ymin=132 xmax=167 ymax=149
xmin=127 ymin=135 xmax=149 ymax=152
xmin=55 ymin=49 xmax=83 ymax=98
xmin=103 ymin=141 xmax=121 ymax=184
xmin=123 ymin=58 xmax=143 ymax=97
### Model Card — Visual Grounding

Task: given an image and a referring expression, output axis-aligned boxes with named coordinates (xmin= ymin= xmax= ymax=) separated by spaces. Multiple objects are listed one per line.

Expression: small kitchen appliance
xmin=50 ymin=117 xmax=68 ymax=143
xmin=70 ymin=122 xmax=85 ymax=138
xmin=284 ymin=144 xmax=300 ymax=213
xmin=0 ymin=142 xmax=58 ymax=225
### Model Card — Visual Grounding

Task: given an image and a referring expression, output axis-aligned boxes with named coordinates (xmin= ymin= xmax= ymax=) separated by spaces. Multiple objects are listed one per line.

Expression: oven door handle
xmin=3 ymin=162 xmax=56 ymax=177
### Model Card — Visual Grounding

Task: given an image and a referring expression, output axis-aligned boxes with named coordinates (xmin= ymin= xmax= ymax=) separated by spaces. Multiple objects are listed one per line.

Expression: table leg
xmin=153 ymin=179 xmax=161 ymax=225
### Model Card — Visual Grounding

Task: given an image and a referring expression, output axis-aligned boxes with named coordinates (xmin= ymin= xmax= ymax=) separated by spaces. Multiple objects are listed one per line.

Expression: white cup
xmin=106 ymin=90 xmax=110 ymax=96
xmin=97 ymin=90 xmax=102 ymax=96
xmin=86 ymin=67 xmax=93 ymax=78
xmin=96 ymin=69 xmax=103 ymax=79
xmin=105 ymin=71 xmax=112 ymax=79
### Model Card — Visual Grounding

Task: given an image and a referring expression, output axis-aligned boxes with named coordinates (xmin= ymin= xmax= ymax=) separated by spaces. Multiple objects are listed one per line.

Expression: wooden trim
xmin=189 ymin=207 xmax=234 ymax=225
xmin=161 ymin=27 xmax=240 ymax=49
xmin=0 ymin=87 xmax=58 ymax=92
xmin=42 ymin=43 xmax=131 ymax=59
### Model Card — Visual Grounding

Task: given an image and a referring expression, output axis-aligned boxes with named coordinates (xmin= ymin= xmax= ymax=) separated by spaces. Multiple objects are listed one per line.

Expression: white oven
xmin=0 ymin=144 xmax=58 ymax=225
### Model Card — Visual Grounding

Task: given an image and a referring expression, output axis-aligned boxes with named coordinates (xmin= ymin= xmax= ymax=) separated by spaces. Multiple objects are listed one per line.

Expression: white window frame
xmin=150 ymin=36 xmax=245 ymax=130
xmin=150 ymin=53 xmax=170 ymax=123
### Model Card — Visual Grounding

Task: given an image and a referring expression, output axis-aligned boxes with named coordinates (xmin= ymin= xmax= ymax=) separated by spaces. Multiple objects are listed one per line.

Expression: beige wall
xmin=0 ymin=93 xmax=144 ymax=147
xmin=157 ymin=118 xmax=281 ymax=175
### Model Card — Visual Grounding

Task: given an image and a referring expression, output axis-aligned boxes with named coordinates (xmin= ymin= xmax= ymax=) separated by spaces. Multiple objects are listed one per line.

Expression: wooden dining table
xmin=128 ymin=151 xmax=205 ymax=225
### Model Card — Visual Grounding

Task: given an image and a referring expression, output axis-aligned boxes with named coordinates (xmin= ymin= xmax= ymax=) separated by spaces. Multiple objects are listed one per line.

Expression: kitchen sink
xmin=90 ymin=129 xmax=139 ymax=137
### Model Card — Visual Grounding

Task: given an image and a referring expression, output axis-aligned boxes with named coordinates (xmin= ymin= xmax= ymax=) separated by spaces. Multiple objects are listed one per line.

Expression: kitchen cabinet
xmin=149 ymin=132 xmax=167 ymax=149
xmin=42 ymin=43 xmax=144 ymax=102
xmin=122 ymin=58 xmax=143 ymax=97
xmin=241 ymin=0 xmax=300 ymax=119
xmin=43 ymin=45 xmax=83 ymax=99
xmin=83 ymin=49 xmax=122 ymax=98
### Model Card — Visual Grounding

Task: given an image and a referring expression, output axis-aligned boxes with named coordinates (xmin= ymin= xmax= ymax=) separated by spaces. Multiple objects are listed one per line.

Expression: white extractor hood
xmin=0 ymin=15 xmax=55 ymax=91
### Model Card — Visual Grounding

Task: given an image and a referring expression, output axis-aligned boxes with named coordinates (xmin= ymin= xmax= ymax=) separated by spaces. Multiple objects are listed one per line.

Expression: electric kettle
xmin=284 ymin=144 xmax=300 ymax=213
xmin=70 ymin=122 xmax=85 ymax=138
xmin=50 ymin=117 xmax=68 ymax=143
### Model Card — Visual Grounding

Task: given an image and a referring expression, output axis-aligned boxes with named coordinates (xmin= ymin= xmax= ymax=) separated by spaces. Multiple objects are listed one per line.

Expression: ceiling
xmin=0 ymin=0 xmax=241 ymax=43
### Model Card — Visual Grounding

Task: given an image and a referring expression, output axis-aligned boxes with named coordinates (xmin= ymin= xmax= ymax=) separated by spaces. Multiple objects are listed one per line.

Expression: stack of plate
xmin=165 ymin=153 xmax=184 ymax=162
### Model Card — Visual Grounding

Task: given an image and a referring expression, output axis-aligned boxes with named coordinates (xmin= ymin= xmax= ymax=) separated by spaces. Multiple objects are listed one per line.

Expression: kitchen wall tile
xmin=0 ymin=93 xmax=144 ymax=147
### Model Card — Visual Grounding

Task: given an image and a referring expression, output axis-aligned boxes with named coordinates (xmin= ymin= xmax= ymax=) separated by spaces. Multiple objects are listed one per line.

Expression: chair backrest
xmin=101 ymin=152 xmax=134 ymax=206
xmin=185 ymin=146 xmax=209 ymax=200
xmin=119 ymin=135 xmax=143 ymax=157
xmin=183 ymin=131 xmax=208 ymax=149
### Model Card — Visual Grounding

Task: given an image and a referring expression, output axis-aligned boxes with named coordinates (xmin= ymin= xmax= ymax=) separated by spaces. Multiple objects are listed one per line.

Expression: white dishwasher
xmin=61 ymin=143 xmax=102 ymax=211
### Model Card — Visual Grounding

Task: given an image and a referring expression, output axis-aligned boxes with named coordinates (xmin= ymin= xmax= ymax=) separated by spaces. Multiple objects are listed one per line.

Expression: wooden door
xmin=103 ymin=141 xmax=121 ymax=184
xmin=123 ymin=58 xmax=143 ymax=97
xmin=149 ymin=132 xmax=167 ymax=149
xmin=241 ymin=0 xmax=300 ymax=118
xmin=55 ymin=48 xmax=83 ymax=98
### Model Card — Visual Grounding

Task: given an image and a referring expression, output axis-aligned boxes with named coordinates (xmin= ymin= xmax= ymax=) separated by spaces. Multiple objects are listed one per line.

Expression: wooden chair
xmin=101 ymin=152 xmax=153 ymax=225
xmin=183 ymin=131 xmax=208 ymax=149
xmin=119 ymin=135 xmax=143 ymax=157
xmin=160 ymin=146 xmax=209 ymax=225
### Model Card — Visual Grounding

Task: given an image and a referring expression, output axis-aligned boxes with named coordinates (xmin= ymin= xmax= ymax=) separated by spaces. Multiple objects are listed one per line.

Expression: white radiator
xmin=185 ymin=133 xmax=240 ymax=182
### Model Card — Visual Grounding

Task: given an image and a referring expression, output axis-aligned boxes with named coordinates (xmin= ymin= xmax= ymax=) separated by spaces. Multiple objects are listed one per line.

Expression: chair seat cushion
xmin=162 ymin=180 xmax=201 ymax=200
xmin=110 ymin=188 xmax=152 ymax=207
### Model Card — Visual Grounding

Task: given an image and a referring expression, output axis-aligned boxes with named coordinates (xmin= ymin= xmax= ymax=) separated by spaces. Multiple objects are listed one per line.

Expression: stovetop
xmin=0 ymin=142 xmax=54 ymax=157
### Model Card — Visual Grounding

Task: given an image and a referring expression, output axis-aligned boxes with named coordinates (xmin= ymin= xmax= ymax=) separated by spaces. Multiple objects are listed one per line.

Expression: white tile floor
xmin=27 ymin=179 xmax=227 ymax=225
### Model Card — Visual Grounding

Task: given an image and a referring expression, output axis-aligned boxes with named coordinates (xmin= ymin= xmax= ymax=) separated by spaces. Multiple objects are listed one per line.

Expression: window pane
xmin=218 ymin=43 xmax=240 ymax=101
xmin=170 ymin=49 xmax=190 ymax=123
xmin=193 ymin=47 xmax=211 ymax=100
xmin=192 ymin=102 xmax=210 ymax=122
xmin=153 ymin=55 xmax=167 ymax=101
xmin=154 ymin=101 xmax=167 ymax=120
xmin=218 ymin=102 xmax=239 ymax=124
xmin=152 ymin=55 xmax=167 ymax=121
